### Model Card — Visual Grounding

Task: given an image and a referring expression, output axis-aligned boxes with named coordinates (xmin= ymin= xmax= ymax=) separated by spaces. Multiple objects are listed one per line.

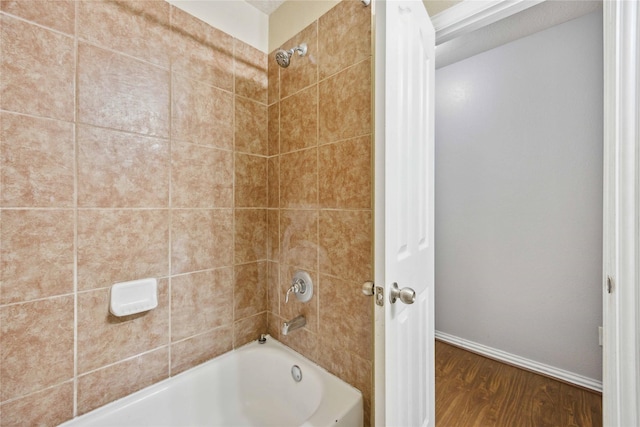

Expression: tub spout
xmin=282 ymin=315 xmax=306 ymax=336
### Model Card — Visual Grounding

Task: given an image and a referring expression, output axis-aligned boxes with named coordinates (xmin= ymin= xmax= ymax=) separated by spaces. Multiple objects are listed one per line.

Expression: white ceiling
xmin=245 ymin=0 xmax=286 ymax=15
xmin=436 ymin=0 xmax=602 ymax=69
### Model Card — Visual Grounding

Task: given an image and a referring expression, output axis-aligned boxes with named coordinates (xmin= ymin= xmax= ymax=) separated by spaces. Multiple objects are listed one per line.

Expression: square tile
xmin=319 ymin=136 xmax=371 ymax=209
xmin=172 ymin=75 xmax=233 ymax=149
xmin=280 ymin=85 xmax=318 ymax=154
xmin=171 ymin=268 xmax=233 ymax=341
xmin=235 ymin=96 xmax=268 ymax=155
xmin=171 ymin=141 xmax=233 ymax=208
xmin=170 ymin=5 xmax=233 ymax=90
xmin=1 ymin=210 xmax=74 ymax=304
xmin=77 ymin=209 xmax=169 ymax=291
xmin=78 ymin=43 xmax=170 ymax=137
xmin=77 ymin=347 xmax=168 ymax=415
xmin=280 ymin=148 xmax=317 ymax=208
xmin=1 ymin=112 xmax=74 ymax=207
xmin=0 ymin=15 xmax=74 ymax=121
xmin=172 ymin=209 xmax=233 ymax=274
xmin=234 ymin=209 xmax=267 ymax=264
xmin=77 ymin=125 xmax=170 ymax=208
xmin=76 ymin=282 xmax=169 ymax=373
xmin=78 ymin=0 xmax=171 ymax=68
xmin=0 ymin=296 xmax=74 ymax=401
xmin=235 ymin=153 xmax=267 ymax=208
xmin=319 ymin=59 xmax=371 ymax=144
xmin=234 ymin=261 xmax=267 ymax=321
xmin=235 ymin=40 xmax=268 ymax=104
xmin=319 ymin=210 xmax=372 ymax=281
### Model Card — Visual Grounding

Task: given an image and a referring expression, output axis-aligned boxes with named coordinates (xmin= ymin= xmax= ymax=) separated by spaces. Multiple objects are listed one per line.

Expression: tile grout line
xmin=72 ymin=0 xmax=79 ymax=417
xmin=167 ymin=6 xmax=174 ymax=379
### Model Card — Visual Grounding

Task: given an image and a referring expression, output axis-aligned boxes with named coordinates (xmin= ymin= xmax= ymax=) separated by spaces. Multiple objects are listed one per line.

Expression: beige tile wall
xmin=266 ymin=0 xmax=374 ymax=425
xmin=0 ymin=0 xmax=268 ymax=424
xmin=0 ymin=0 xmax=373 ymax=425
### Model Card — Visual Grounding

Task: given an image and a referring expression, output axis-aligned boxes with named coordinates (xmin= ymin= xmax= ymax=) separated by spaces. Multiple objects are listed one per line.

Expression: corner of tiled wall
xmin=0 ymin=0 xmax=269 ymax=424
xmin=265 ymin=1 xmax=374 ymax=425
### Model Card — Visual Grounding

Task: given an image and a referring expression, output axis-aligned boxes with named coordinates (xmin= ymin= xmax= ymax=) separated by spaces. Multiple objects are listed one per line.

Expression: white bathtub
xmin=60 ymin=336 xmax=363 ymax=427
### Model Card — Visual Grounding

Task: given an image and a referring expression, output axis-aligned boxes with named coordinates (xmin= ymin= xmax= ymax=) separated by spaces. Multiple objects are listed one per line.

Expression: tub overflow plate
xmin=291 ymin=365 xmax=302 ymax=382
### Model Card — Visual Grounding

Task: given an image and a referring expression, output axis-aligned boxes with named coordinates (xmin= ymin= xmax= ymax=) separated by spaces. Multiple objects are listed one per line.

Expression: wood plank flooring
xmin=435 ymin=340 xmax=602 ymax=427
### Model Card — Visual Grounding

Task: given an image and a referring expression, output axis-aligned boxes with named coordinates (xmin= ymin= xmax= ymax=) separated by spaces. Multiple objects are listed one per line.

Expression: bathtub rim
xmin=59 ymin=335 xmax=363 ymax=427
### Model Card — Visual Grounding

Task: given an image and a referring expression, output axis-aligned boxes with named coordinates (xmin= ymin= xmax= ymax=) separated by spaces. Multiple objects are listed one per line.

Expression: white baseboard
xmin=435 ymin=330 xmax=603 ymax=393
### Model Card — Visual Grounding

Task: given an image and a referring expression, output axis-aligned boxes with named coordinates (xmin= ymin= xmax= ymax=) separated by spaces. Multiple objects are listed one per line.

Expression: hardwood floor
xmin=435 ymin=340 xmax=602 ymax=427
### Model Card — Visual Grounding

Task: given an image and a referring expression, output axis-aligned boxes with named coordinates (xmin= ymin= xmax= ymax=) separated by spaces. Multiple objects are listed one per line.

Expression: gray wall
xmin=435 ymin=10 xmax=603 ymax=381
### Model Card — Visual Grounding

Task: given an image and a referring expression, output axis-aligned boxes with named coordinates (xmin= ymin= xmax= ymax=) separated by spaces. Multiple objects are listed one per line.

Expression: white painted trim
xmin=431 ymin=0 xmax=543 ymax=45
xmin=602 ymin=0 xmax=640 ymax=425
xmin=372 ymin=0 xmax=387 ymax=424
xmin=436 ymin=331 xmax=603 ymax=393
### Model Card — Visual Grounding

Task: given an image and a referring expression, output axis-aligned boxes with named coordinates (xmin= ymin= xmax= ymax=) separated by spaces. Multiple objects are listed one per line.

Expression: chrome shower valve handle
xmin=284 ymin=271 xmax=313 ymax=304
xmin=285 ymin=279 xmax=304 ymax=303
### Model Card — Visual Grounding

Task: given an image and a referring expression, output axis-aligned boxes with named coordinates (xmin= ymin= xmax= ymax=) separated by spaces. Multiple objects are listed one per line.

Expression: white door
xmin=373 ymin=1 xmax=435 ymax=426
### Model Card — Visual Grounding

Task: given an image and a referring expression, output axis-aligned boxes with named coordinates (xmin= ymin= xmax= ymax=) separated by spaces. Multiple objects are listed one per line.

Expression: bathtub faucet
xmin=282 ymin=315 xmax=306 ymax=336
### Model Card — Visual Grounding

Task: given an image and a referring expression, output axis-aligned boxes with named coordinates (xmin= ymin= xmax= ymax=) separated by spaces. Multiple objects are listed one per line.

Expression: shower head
xmin=274 ymin=43 xmax=307 ymax=68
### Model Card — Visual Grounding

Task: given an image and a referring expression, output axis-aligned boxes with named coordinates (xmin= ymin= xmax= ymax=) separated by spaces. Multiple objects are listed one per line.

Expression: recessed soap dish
xmin=110 ymin=278 xmax=158 ymax=317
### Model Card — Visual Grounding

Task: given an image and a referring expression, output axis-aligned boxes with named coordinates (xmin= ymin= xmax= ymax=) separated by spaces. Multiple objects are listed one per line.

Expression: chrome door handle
xmin=389 ymin=282 xmax=415 ymax=304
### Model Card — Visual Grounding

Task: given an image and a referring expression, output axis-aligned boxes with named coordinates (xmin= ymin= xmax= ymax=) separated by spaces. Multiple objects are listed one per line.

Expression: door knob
xmin=389 ymin=282 xmax=415 ymax=304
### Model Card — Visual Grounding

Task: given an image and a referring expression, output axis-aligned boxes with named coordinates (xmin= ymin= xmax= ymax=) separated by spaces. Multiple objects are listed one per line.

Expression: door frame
xmin=431 ymin=1 xmax=640 ymax=426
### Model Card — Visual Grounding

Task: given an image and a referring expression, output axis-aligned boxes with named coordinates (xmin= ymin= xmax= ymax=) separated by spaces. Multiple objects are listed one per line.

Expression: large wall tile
xmin=267 ymin=209 xmax=280 ymax=261
xmin=319 ymin=210 xmax=372 ymax=282
xmin=279 ymin=22 xmax=318 ymax=99
xmin=267 ymin=157 xmax=279 ymax=209
xmin=280 ymin=209 xmax=318 ymax=272
xmin=280 ymin=85 xmax=318 ymax=154
xmin=78 ymin=0 xmax=171 ymax=68
xmin=280 ymin=148 xmax=317 ymax=208
xmin=0 ymin=296 xmax=74 ymax=401
xmin=267 ymin=261 xmax=280 ymax=314
xmin=235 ymin=40 xmax=268 ymax=104
xmin=77 ymin=347 xmax=169 ymax=415
xmin=234 ymin=209 xmax=267 ymax=264
xmin=77 ymin=125 xmax=170 ymax=208
xmin=0 ymin=15 xmax=74 ymax=121
xmin=0 ymin=381 xmax=73 ymax=426
xmin=171 ymin=141 xmax=233 ymax=208
xmin=1 ymin=0 xmax=75 ymax=35
xmin=172 ymin=209 xmax=233 ymax=274
xmin=170 ymin=5 xmax=233 ymax=91
xmin=318 ymin=0 xmax=371 ymax=79
xmin=77 ymin=209 xmax=169 ymax=291
xmin=76 ymin=281 xmax=169 ymax=373
xmin=319 ymin=59 xmax=371 ymax=144
xmin=268 ymin=103 xmax=280 ymax=156
xmin=78 ymin=43 xmax=170 ymax=137
xmin=234 ymin=261 xmax=267 ymax=321
xmin=319 ymin=136 xmax=372 ymax=209
xmin=170 ymin=326 xmax=233 ymax=375
xmin=235 ymin=96 xmax=268 ymax=156
xmin=0 ymin=112 xmax=74 ymax=208
xmin=233 ymin=312 xmax=267 ymax=348
xmin=171 ymin=268 xmax=233 ymax=341
xmin=319 ymin=275 xmax=371 ymax=360
xmin=1 ymin=210 xmax=74 ymax=304
xmin=235 ymin=153 xmax=267 ymax=208
xmin=172 ymin=75 xmax=233 ymax=150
